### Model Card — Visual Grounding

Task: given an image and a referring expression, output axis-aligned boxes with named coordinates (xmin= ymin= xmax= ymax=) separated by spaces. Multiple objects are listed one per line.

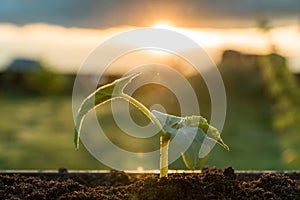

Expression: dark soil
xmin=1 ymin=167 xmax=299 ymax=200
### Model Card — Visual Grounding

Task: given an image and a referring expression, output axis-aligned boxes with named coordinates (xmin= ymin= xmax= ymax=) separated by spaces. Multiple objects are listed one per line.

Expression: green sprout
xmin=74 ymin=73 xmax=229 ymax=178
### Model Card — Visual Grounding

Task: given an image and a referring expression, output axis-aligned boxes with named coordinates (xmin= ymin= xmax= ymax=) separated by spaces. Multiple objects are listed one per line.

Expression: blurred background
xmin=0 ymin=0 xmax=299 ymax=170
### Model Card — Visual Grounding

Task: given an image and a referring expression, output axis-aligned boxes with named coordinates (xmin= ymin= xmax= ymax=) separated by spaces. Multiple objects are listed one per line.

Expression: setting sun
xmin=152 ymin=21 xmax=175 ymax=30
xmin=151 ymin=21 xmax=222 ymax=49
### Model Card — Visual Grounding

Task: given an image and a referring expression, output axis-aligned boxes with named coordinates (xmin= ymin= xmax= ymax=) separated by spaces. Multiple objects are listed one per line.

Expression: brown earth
xmin=1 ymin=167 xmax=299 ymax=200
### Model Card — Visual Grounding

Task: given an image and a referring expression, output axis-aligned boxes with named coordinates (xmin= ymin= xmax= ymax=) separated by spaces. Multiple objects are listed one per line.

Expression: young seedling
xmin=74 ymin=73 xmax=229 ymax=178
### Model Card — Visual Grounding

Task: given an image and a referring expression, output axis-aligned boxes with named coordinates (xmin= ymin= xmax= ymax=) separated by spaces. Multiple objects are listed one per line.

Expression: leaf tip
xmin=125 ymin=72 xmax=142 ymax=82
xmin=127 ymin=72 xmax=142 ymax=83
xmin=224 ymin=144 xmax=230 ymax=151
xmin=74 ymin=141 xmax=79 ymax=150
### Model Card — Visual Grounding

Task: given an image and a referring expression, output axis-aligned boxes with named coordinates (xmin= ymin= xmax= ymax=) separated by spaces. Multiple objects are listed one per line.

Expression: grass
xmin=1 ymin=51 xmax=299 ymax=170
xmin=0 ymin=84 xmax=291 ymax=170
xmin=0 ymin=61 xmax=299 ymax=170
xmin=206 ymin=98 xmax=285 ymax=170
xmin=0 ymin=94 xmax=105 ymax=170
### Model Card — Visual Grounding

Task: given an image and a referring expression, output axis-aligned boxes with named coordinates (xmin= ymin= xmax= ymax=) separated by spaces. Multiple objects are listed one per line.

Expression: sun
xmin=152 ymin=21 xmax=176 ymax=30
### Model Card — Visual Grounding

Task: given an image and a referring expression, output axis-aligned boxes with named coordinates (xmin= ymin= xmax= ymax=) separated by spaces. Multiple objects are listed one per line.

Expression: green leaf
xmin=152 ymin=110 xmax=229 ymax=169
xmin=74 ymin=72 xmax=141 ymax=149
xmin=175 ymin=126 xmax=208 ymax=169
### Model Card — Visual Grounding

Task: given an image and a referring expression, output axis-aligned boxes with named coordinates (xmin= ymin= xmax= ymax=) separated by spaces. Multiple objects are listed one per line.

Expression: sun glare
xmin=152 ymin=21 xmax=176 ymax=30
xmin=151 ymin=21 xmax=221 ymax=48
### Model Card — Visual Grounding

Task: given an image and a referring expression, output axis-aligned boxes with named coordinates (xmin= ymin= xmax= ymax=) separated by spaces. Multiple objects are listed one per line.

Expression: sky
xmin=1 ymin=0 xmax=299 ymax=28
xmin=0 ymin=1 xmax=300 ymax=73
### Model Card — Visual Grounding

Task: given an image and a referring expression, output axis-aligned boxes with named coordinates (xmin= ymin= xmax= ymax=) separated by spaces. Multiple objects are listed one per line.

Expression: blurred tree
xmin=259 ymin=54 xmax=300 ymax=168
xmin=256 ymin=16 xmax=277 ymax=53
xmin=23 ymin=67 xmax=73 ymax=95
xmin=257 ymin=17 xmax=300 ymax=168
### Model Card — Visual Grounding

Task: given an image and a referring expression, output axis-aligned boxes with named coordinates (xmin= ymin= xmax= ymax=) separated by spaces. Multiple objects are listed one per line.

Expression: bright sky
xmin=0 ymin=22 xmax=300 ymax=73
xmin=1 ymin=1 xmax=299 ymax=29
xmin=1 ymin=1 xmax=300 ymax=74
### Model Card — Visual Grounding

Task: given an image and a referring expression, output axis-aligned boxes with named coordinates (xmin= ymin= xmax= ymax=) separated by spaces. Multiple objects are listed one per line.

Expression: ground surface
xmin=1 ymin=167 xmax=299 ymax=200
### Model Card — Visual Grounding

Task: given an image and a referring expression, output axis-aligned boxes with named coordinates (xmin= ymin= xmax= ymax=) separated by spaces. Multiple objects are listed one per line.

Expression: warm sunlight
xmin=152 ymin=20 xmax=175 ymax=30
xmin=1 ymin=23 xmax=300 ymax=73
xmin=151 ymin=21 xmax=222 ymax=48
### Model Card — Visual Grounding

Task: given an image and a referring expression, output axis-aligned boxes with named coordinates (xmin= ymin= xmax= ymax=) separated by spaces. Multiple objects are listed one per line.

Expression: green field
xmin=0 ymin=53 xmax=299 ymax=170
xmin=0 ymin=94 xmax=105 ymax=170
xmin=0 ymin=83 xmax=294 ymax=171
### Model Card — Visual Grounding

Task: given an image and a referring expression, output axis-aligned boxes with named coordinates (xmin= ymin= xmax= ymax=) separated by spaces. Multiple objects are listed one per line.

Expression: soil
xmin=1 ymin=167 xmax=299 ymax=200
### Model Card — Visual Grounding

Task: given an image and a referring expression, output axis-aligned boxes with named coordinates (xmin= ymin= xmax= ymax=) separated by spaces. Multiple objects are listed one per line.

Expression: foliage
xmin=259 ymin=54 xmax=300 ymax=167
xmin=74 ymin=73 xmax=229 ymax=177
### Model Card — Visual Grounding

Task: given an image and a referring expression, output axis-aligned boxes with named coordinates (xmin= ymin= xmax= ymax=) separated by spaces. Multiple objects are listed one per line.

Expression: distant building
xmin=0 ymin=58 xmax=43 ymax=92
xmin=0 ymin=58 xmax=122 ymax=94
xmin=5 ymin=58 xmax=41 ymax=73
xmin=221 ymin=50 xmax=259 ymax=68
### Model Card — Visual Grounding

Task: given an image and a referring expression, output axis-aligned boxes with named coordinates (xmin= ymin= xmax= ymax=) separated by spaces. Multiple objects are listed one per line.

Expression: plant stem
xmin=160 ymin=136 xmax=170 ymax=178
xmin=121 ymin=94 xmax=171 ymax=178
xmin=121 ymin=94 xmax=169 ymax=138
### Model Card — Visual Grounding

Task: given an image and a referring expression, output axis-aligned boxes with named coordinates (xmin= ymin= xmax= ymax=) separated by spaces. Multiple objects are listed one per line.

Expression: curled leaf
xmin=152 ymin=110 xmax=229 ymax=169
xmin=74 ymin=72 xmax=141 ymax=149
